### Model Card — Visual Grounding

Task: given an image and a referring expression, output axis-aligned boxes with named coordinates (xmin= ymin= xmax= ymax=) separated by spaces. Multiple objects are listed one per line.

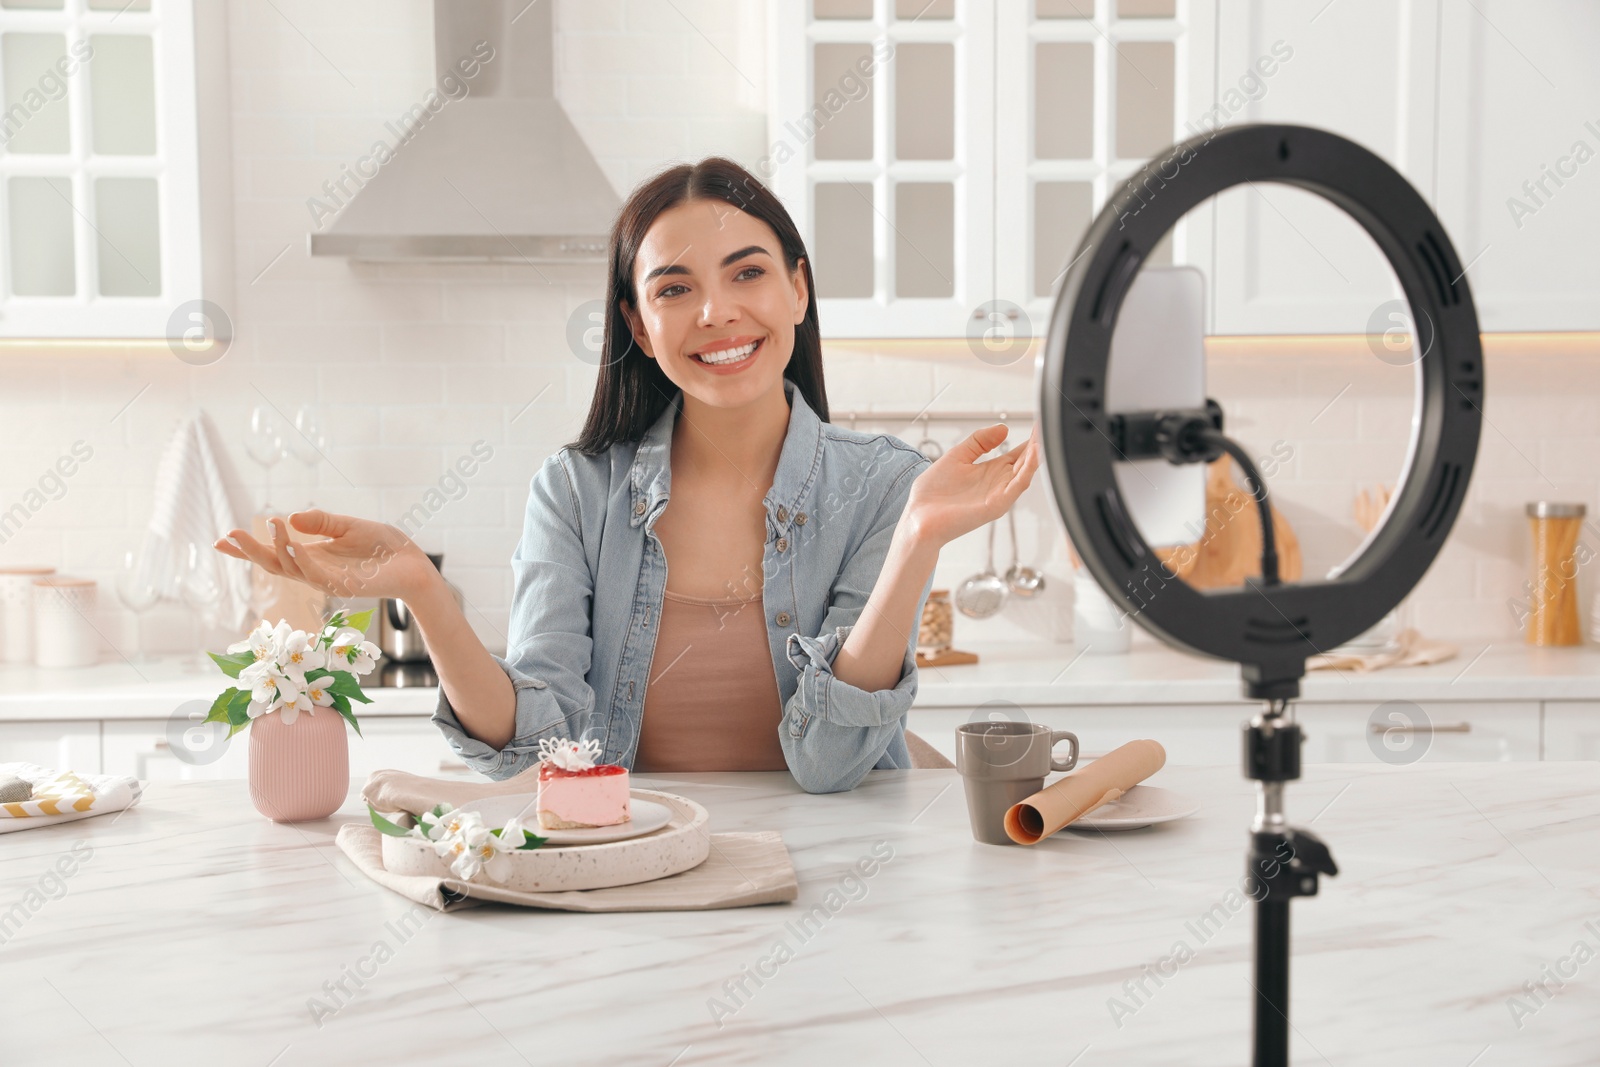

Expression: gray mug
xmin=955 ymin=721 xmax=1079 ymax=846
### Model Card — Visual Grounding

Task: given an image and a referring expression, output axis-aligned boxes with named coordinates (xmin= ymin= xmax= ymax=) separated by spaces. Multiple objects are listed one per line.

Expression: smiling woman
xmin=215 ymin=156 xmax=1038 ymax=794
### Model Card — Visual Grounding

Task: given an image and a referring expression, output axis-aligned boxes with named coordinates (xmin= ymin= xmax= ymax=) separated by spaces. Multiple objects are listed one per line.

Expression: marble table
xmin=2 ymin=762 xmax=1598 ymax=1066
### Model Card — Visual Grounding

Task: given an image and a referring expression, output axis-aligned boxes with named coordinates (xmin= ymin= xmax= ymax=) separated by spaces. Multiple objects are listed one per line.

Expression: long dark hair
xmin=567 ymin=157 xmax=829 ymax=454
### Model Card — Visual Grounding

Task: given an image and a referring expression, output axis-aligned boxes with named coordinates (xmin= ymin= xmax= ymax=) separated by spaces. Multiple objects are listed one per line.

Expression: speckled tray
xmin=379 ymin=789 xmax=711 ymax=893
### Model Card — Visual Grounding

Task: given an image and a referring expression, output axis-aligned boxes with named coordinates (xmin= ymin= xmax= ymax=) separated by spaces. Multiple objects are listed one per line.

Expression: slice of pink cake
xmin=536 ymin=761 xmax=631 ymax=830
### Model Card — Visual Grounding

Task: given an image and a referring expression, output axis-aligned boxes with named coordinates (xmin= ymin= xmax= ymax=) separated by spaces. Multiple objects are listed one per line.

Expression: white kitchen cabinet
xmin=1206 ymin=0 xmax=1440 ymax=335
xmin=346 ymin=717 xmax=481 ymax=780
xmin=1434 ymin=0 xmax=1600 ymax=331
xmin=769 ymin=0 xmax=995 ymax=337
xmin=995 ymin=0 xmax=1216 ymax=338
xmin=0 ymin=721 xmax=101 ymax=773
xmin=772 ymin=0 xmax=1213 ymax=339
xmin=1542 ymin=701 xmax=1600 ymax=761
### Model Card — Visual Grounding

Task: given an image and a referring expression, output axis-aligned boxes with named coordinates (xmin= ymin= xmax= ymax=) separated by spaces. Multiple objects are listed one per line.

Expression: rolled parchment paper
xmin=1003 ymin=739 xmax=1167 ymax=845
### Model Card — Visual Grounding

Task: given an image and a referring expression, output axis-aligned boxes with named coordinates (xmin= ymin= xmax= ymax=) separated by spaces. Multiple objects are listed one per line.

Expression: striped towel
xmin=136 ymin=410 xmax=253 ymax=635
xmin=0 ymin=763 xmax=142 ymax=832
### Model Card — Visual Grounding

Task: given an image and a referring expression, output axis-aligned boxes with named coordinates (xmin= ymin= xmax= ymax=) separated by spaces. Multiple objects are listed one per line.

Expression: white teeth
xmin=695 ymin=339 xmax=759 ymax=365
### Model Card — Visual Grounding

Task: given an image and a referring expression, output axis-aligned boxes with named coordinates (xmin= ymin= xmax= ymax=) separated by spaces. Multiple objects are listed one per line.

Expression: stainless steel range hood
xmin=308 ymin=0 xmax=619 ymax=263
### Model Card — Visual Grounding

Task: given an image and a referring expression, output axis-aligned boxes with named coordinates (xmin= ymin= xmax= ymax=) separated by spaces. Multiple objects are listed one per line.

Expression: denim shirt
xmin=431 ymin=377 xmax=936 ymax=793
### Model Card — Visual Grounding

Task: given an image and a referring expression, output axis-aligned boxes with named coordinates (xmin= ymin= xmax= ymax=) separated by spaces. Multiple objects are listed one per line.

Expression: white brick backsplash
xmin=0 ymin=0 xmax=1591 ymax=661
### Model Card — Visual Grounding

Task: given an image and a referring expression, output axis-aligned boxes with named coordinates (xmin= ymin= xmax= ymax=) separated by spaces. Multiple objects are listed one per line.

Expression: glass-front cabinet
xmin=0 ymin=0 xmax=202 ymax=337
xmin=769 ymin=0 xmax=1213 ymax=339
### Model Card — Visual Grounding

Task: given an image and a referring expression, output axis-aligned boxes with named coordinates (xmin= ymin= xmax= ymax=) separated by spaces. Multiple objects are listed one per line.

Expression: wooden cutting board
xmin=1153 ymin=454 xmax=1301 ymax=589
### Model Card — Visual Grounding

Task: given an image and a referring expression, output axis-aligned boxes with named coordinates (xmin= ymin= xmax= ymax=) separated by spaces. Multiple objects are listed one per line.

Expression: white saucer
xmin=458 ymin=792 xmax=675 ymax=845
xmin=1063 ymin=785 xmax=1199 ymax=832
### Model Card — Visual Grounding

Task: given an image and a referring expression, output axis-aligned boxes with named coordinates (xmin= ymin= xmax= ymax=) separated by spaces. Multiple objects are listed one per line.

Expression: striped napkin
xmin=0 ymin=763 xmax=143 ymax=833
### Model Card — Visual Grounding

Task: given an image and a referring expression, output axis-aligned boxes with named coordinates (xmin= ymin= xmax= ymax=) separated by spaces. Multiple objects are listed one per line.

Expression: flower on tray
xmin=204 ymin=609 xmax=382 ymax=736
xmin=369 ymin=802 xmax=547 ymax=882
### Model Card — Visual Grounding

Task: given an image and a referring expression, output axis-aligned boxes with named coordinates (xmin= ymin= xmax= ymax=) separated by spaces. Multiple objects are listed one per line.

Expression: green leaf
xmin=490 ymin=826 xmax=548 ymax=851
xmin=333 ymin=701 xmax=363 ymax=738
xmin=368 ymin=804 xmax=416 ymax=838
xmin=207 ymin=650 xmax=256 ymax=679
xmin=204 ymin=688 xmax=239 ymax=724
xmin=344 ymin=608 xmax=374 ymax=634
xmin=328 ymin=671 xmax=373 ymax=704
xmin=303 ymin=667 xmax=333 ymax=683
xmin=224 ymin=689 xmax=253 ymax=727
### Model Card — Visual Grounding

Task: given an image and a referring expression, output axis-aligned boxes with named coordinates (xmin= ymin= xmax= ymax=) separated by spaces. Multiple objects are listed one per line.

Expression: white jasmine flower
xmin=241 ymin=658 xmax=297 ymax=711
xmin=432 ymin=811 xmax=492 ymax=880
xmin=326 ymin=627 xmax=381 ymax=674
xmin=226 ymin=619 xmax=279 ymax=660
xmin=473 ymin=821 xmax=523 ymax=883
xmin=280 ymin=629 xmax=325 ymax=679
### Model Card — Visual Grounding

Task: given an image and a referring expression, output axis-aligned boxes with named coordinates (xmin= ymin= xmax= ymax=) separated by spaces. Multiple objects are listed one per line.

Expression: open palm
xmin=213 ymin=510 xmax=434 ymax=602
xmin=904 ymin=423 xmax=1041 ymax=547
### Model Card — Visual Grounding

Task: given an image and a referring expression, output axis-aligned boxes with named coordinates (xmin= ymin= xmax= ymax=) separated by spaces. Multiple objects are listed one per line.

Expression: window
xmin=0 ymin=0 xmax=201 ymax=337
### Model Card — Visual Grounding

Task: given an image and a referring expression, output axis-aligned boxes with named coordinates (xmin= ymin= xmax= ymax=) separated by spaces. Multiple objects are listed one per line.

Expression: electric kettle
xmin=375 ymin=552 xmax=458 ymax=664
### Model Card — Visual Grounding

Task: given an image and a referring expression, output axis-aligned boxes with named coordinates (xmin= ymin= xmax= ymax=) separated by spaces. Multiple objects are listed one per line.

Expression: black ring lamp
xmin=1038 ymin=124 xmax=1483 ymax=1067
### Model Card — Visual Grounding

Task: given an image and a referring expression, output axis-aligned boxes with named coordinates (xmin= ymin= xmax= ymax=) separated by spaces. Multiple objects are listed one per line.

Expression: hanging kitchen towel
xmin=138 ymin=410 xmax=253 ymax=634
xmin=335 ymin=767 xmax=799 ymax=912
xmin=0 ymin=762 xmax=143 ymax=833
xmin=1307 ymin=627 xmax=1458 ymax=672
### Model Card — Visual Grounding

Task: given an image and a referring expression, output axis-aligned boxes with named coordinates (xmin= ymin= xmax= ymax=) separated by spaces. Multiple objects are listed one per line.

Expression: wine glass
xmin=180 ymin=541 xmax=223 ymax=672
xmin=246 ymin=405 xmax=286 ymax=517
xmin=114 ymin=547 xmax=161 ymax=664
xmin=288 ymin=404 xmax=328 ymax=509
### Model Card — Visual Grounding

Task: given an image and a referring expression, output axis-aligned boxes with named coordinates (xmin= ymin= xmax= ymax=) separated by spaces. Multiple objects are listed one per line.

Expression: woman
xmin=216 ymin=156 xmax=1039 ymax=793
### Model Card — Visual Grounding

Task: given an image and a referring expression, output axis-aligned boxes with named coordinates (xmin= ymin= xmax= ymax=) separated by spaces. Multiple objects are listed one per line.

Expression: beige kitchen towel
xmin=338 ymin=767 xmax=799 ymax=912
xmin=335 ymin=823 xmax=796 ymax=913
xmin=1307 ymin=627 xmax=1457 ymax=672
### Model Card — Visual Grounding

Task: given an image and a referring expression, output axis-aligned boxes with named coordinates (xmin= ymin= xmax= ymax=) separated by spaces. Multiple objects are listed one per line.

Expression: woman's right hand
xmin=213 ymin=510 xmax=438 ymax=603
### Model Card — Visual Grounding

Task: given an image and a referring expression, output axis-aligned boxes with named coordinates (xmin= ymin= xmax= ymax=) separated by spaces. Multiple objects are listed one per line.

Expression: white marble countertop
xmin=5 ymin=636 xmax=1599 ymax=722
xmin=3 ymin=762 xmax=1597 ymax=1064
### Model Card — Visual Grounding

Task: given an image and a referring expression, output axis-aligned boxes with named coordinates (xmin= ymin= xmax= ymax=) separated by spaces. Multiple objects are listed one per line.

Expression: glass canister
xmin=1525 ymin=502 xmax=1586 ymax=646
xmin=918 ymin=589 xmax=953 ymax=654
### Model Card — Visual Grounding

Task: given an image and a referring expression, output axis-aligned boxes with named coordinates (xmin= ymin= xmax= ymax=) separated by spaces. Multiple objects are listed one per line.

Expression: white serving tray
xmin=380 ymin=788 xmax=710 ymax=893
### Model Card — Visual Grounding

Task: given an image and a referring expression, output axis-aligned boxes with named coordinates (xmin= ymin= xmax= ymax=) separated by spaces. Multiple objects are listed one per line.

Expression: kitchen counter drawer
xmin=910 ymin=703 xmax=1250 ymax=764
xmin=101 ymin=717 xmax=483 ymax=781
xmin=346 ymin=717 xmax=480 ymax=780
xmin=910 ymin=700 xmax=1543 ymax=764
xmin=1295 ymin=701 xmax=1540 ymax=763
xmin=1543 ymin=701 xmax=1600 ymax=761
xmin=0 ymin=721 xmax=101 ymax=773
xmin=103 ymin=719 xmax=250 ymax=780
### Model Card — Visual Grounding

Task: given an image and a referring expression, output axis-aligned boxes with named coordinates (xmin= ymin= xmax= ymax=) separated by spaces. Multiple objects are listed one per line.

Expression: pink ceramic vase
xmin=247 ymin=707 xmax=350 ymax=822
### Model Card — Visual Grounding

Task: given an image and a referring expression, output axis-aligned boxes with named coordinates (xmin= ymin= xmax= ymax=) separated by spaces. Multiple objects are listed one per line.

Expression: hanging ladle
xmin=1004 ymin=507 xmax=1046 ymax=598
xmin=955 ymin=519 xmax=1008 ymax=619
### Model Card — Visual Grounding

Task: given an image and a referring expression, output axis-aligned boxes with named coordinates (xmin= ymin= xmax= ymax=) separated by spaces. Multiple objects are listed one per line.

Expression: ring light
xmin=1038 ymin=124 xmax=1484 ymax=1067
xmin=1040 ymin=123 xmax=1483 ymax=703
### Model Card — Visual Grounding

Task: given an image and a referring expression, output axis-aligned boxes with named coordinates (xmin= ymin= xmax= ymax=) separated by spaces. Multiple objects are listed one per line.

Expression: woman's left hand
xmin=902 ymin=422 xmax=1041 ymax=548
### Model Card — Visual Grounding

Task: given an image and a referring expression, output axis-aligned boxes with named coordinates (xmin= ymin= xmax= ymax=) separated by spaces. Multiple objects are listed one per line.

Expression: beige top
xmin=634 ymin=588 xmax=789 ymax=772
